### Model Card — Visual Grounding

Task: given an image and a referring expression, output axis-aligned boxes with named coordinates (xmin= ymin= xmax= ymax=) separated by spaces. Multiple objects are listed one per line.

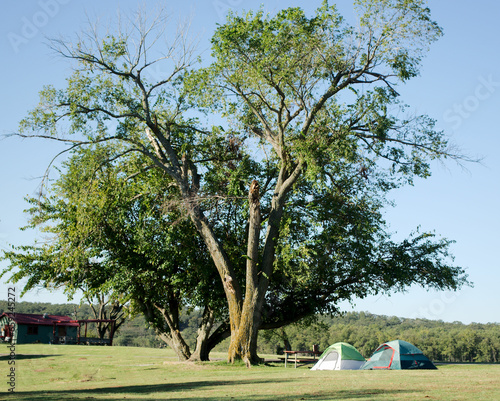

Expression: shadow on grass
xmin=0 ymin=354 xmax=61 ymax=360
xmin=11 ymin=381 xmax=419 ymax=401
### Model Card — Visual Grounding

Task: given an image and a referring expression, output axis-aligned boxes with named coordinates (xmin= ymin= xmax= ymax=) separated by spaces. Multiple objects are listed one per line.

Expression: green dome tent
xmin=311 ymin=342 xmax=365 ymax=370
xmin=361 ymin=340 xmax=437 ymax=370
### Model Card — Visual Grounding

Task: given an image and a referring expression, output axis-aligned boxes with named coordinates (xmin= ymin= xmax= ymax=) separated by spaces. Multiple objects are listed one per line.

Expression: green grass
xmin=1 ymin=344 xmax=499 ymax=400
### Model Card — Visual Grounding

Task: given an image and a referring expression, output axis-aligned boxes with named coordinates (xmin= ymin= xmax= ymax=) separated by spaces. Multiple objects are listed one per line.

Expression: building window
xmin=27 ymin=326 xmax=38 ymax=335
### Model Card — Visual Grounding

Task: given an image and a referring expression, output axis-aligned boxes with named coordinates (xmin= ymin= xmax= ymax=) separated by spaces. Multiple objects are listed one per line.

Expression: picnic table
xmin=284 ymin=350 xmax=322 ymax=368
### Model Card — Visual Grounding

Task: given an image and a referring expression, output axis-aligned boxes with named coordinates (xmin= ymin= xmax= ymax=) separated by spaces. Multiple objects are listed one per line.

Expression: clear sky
xmin=0 ymin=0 xmax=498 ymax=324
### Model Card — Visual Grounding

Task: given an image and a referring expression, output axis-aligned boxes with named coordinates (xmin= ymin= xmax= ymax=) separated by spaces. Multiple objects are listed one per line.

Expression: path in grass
xmin=1 ymin=344 xmax=499 ymax=400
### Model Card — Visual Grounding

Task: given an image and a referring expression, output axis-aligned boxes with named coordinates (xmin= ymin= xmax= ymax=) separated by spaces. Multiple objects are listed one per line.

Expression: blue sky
xmin=0 ymin=0 xmax=498 ymax=324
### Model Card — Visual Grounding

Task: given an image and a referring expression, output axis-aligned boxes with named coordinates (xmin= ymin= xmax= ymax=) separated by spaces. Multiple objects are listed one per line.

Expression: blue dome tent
xmin=362 ymin=339 xmax=437 ymax=370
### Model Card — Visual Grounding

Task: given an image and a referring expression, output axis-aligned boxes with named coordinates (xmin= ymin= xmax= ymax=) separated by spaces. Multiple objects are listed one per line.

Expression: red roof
xmin=1 ymin=313 xmax=80 ymax=327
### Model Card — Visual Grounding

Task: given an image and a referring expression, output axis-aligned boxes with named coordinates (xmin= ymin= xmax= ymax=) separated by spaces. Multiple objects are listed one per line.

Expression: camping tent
xmin=361 ymin=340 xmax=437 ymax=370
xmin=311 ymin=342 xmax=365 ymax=370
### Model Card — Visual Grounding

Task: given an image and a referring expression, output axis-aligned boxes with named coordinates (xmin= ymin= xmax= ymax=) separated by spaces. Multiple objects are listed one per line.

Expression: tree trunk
xmin=87 ymin=294 xmax=112 ymax=339
xmin=226 ymin=167 xmax=301 ymax=366
xmin=109 ymin=301 xmax=126 ymax=334
xmin=153 ymin=303 xmax=191 ymax=361
xmin=185 ymin=164 xmax=300 ymax=366
xmin=157 ymin=331 xmax=191 ymax=361
xmin=281 ymin=327 xmax=292 ymax=351
xmin=227 ymin=180 xmax=262 ymax=366
xmin=227 ymin=296 xmax=263 ymax=365
xmin=186 ymin=203 xmax=245 ymax=361
xmin=189 ymin=306 xmax=215 ymax=362
xmin=139 ymin=298 xmax=191 ymax=361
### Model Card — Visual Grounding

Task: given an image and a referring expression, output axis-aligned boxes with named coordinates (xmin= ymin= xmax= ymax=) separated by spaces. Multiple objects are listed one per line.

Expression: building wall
xmin=1 ymin=317 xmax=78 ymax=344
xmin=16 ymin=324 xmax=50 ymax=344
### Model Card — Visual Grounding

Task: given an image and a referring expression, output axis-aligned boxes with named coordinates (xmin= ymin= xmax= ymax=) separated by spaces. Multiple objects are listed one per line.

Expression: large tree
xmin=184 ymin=0 xmax=470 ymax=363
xmin=4 ymin=1 xmax=470 ymax=365
xmin=2 ymin=144 xmax=232 ymax=361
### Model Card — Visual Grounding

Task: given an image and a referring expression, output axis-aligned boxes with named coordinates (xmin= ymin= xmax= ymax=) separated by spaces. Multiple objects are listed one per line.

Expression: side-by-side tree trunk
xmin=208 ymin=165 xmax=300 ymax=364
xmin=188 ymin=306 xmax=216 ymax=362
xmin=154 ymin=303 xmax=192 ymax=361
xmin=138 ymin=299 xmax=191 ymax=361
xmin=227 ymin=180 xmax=262 ymax=365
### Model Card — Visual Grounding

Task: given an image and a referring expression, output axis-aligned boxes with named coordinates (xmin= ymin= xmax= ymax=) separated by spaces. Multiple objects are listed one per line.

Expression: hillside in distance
xmin=1 ymin=300 xmax=498 ymax=363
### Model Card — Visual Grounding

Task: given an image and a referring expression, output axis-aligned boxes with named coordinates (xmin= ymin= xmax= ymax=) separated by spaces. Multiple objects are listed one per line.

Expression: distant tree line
xmin=0 ymin=301 xmax=91 ymax=319
xmin=2 ymin=301 xmax=498 ymax=363
xmin=258 ymin=312 xmax=500 ymax=363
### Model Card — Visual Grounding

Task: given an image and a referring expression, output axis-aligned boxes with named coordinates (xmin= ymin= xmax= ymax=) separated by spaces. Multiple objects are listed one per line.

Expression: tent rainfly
xmin=361 ymin=339 xmax=437 ymax=370
xmin=311 ymin=342 xmax=365 ymax=370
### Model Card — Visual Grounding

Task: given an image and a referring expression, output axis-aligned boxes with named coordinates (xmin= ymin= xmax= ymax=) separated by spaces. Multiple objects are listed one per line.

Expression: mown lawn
xmin=1 ymin=344 xmax=499 ymax=400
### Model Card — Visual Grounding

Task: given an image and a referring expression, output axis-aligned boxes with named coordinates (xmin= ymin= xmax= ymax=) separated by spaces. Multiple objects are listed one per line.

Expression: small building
xmin=0 ymin=312 xmax=79 ymax=344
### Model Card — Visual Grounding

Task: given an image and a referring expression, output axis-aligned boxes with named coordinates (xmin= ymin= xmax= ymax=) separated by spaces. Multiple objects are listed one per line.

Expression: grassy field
xmin=1 ymin=344 xmax=499 ymax=400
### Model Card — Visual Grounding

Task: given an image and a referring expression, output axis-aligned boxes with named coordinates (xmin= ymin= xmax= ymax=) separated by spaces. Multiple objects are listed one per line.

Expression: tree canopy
xmin=2 ymin=1 xmax=470 ymax=365
xmin=2 ymin=144 xmax=232 ymax=360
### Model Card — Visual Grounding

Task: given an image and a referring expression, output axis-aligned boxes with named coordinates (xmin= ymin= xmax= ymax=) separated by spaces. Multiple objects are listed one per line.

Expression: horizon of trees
xmin=2 ymin=300 xmax=497 ymax=363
